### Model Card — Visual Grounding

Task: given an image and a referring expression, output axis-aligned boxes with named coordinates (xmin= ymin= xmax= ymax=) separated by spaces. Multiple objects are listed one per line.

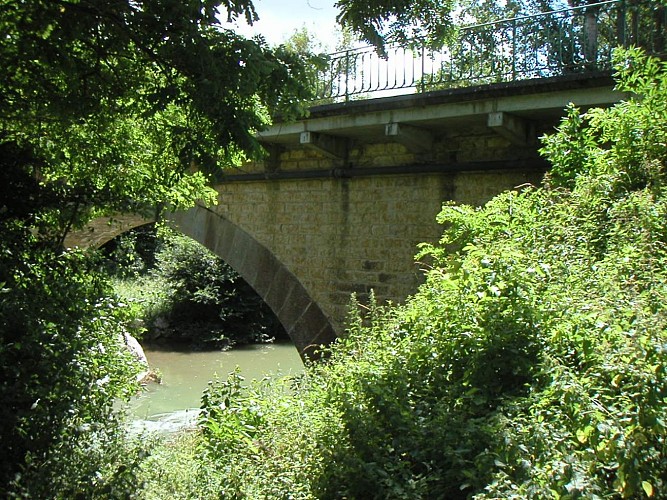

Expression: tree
xmin=336 ymin=0 xmax=458 ymax=50
xmin=1 ymin=0 xmax=319 ymax=242
xmin=0 ymin=0 xmax=317 ymax=494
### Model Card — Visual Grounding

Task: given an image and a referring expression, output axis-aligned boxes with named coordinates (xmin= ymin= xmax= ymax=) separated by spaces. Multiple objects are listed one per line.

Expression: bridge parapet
xmin=247 ymin=73 xmax=625 ymax=180
xmin=316 ymin=0 xmax=665 ymax=102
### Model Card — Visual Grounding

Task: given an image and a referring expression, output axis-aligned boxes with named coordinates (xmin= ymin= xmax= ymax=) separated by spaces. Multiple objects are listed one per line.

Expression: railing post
xmin=420 ymin=46 xmax=426 ymax=93
xmin=631 ymin=1 xmax=639 ymax=46
xmin=657 ymin=4 xmax=667 ymax=55
xmin=584 ymin=4 xmax=599 ymax=68
xmin=345 ymin=50 xmax=350 ymax=102
xmin=511 ymin=17 xmax=517 ymax=80
xmin=616 ymin=0 xmax=627 ymax=47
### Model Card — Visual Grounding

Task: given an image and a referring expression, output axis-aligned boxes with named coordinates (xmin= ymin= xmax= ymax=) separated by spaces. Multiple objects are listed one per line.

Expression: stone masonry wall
xmin=215 ymin=146 xmax=542 ymax=334
xmin=210 ymin=128 xmax=545 ymax=334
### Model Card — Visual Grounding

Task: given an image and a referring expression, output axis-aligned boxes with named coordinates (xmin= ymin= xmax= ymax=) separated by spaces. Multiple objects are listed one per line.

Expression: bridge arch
xmin=63 ymin=214 xmax=156 ymax=250
xmin=65 ymin=209 xmax=337 ymax=362
xmin=168 ymin=205 xmax=337 ymax=361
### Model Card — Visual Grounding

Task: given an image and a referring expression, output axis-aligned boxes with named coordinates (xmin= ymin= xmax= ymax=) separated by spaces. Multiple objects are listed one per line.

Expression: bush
xmin=184 ymin=48 xmax=667 ymax=499
xmin=0 ymin=224 xmax=146 ymax=497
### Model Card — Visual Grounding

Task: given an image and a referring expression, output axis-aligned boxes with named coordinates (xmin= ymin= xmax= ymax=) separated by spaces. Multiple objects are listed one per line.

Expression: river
xmin=126 ymin=342 xmax=304 ymax=433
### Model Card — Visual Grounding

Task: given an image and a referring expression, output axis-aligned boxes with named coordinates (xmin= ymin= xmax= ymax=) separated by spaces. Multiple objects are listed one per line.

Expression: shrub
xmin=184 ymin=48 xmax=667 ymax=499
xmin=0 ymin=225 xmax=146 ymax=497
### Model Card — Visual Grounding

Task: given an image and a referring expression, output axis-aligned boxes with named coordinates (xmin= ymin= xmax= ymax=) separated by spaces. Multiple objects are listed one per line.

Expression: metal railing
xmin=315 ymin=0 xmax=665 ymax=101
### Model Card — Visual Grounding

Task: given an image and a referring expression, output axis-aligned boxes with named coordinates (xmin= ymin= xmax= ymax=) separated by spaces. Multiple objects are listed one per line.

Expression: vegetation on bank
xmin=140 ymin=49 xmax=667 ymax=499
xmin=0 ymin=231 xmax=146 ymax=497
xmin=106 ymin=226 xmax=286 ymax=348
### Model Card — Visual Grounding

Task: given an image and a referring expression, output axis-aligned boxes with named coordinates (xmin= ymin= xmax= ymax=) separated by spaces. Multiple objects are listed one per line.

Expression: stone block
xmin=251 ymin=250 xmax=282 ymax=298
xmin=227 ymin=228 xmax=257 ymax=270
xmin=289 ymin=303 xmax=335 ymax=359
xmin=362 ymin=260 xmax=384 ymax=271
xmin=279 ymin=286 xmax=314 ymax=332
xmin=264 ymin=266 xmax=297 ymax=317
xmin=234 ymin=238 xmax=269 ymax=287
xmin=213 ymin=223 xmax=237 ymax=261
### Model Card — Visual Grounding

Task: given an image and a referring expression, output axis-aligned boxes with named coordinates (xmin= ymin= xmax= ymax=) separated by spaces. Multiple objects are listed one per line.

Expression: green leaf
xmin=576 ymin=426 xmax=593 ymax=444
xmin=642 ymin=481 xmax=654 ymax=497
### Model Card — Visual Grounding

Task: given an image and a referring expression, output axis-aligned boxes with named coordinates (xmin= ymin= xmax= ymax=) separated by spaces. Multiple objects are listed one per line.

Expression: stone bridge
xmin=66 ymin=74 xmax=626 ymax=360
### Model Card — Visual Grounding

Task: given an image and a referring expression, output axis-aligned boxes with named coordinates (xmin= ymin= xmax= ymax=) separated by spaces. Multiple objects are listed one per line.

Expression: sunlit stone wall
xmin=212 ymin=133 xmax=543 ymax=335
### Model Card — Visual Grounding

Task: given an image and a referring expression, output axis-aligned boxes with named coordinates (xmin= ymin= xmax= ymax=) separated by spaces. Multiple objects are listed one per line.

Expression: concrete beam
xmin=300 ymin=130 xmax=347 ymax=160
xmin=257 ymin=85 xmax=625 ymax=143
xmin=487 ymin=111 xmax=530 ymax=146
xmin=385 ymin=122 xmax=433 ymax=153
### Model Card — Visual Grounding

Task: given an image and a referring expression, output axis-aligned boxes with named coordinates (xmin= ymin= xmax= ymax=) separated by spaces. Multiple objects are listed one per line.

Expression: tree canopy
xmin=0 ymin=0 xmax=317 ymax=242
xmin=334 ymin=0 xmax=658 ymax=51
xmin=335 ymin=0 xmax=457 ymax=49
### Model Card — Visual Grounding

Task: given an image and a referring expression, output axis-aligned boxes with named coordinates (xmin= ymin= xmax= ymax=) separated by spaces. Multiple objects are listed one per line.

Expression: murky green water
xmin=127 ymin=342 xmax=304 ymax=433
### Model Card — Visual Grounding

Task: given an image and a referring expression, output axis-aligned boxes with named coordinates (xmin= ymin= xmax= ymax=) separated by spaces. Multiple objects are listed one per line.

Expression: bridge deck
xmin=256 ymin=73 xmax=624 ymax=165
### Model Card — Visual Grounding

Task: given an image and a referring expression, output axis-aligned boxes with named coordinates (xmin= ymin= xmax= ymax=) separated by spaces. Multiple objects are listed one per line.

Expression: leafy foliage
xmin=0 ymin=226 xmax=145 ymax=497
xmin=111 ymin=227 xmax=286 ymax=347
xmin=336 ymin=0 xmax=457 ymax=50
xmin=0 ymin=0 xmax=317 ymax=246
xmin=175 ymin=48 xmax=667 ymax=499
xmin=0 ymin=0 xmax=315 ymax=494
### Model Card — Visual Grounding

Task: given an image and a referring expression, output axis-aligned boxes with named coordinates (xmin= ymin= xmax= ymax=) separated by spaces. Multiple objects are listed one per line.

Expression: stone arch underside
xmin=63 ymin=214 xmax=156 ymax=250
xmin=168 ymin=205 xmax=337 ymax=361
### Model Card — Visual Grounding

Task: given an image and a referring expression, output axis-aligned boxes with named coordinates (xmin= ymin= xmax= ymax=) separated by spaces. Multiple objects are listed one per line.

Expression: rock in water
xmin=123 ymin=332 xmax=151 ymax=382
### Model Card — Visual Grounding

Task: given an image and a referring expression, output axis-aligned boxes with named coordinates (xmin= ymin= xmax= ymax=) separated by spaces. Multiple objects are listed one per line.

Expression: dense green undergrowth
xmin=0 ymin=228 xmax=146 ymax=498
xmin=140 ymin=48 xmax=667 ymax=499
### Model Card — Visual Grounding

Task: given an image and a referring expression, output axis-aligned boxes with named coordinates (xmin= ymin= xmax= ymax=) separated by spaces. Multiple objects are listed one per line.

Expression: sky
xmin=224 ymin=0 xmax=342 ymax=49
